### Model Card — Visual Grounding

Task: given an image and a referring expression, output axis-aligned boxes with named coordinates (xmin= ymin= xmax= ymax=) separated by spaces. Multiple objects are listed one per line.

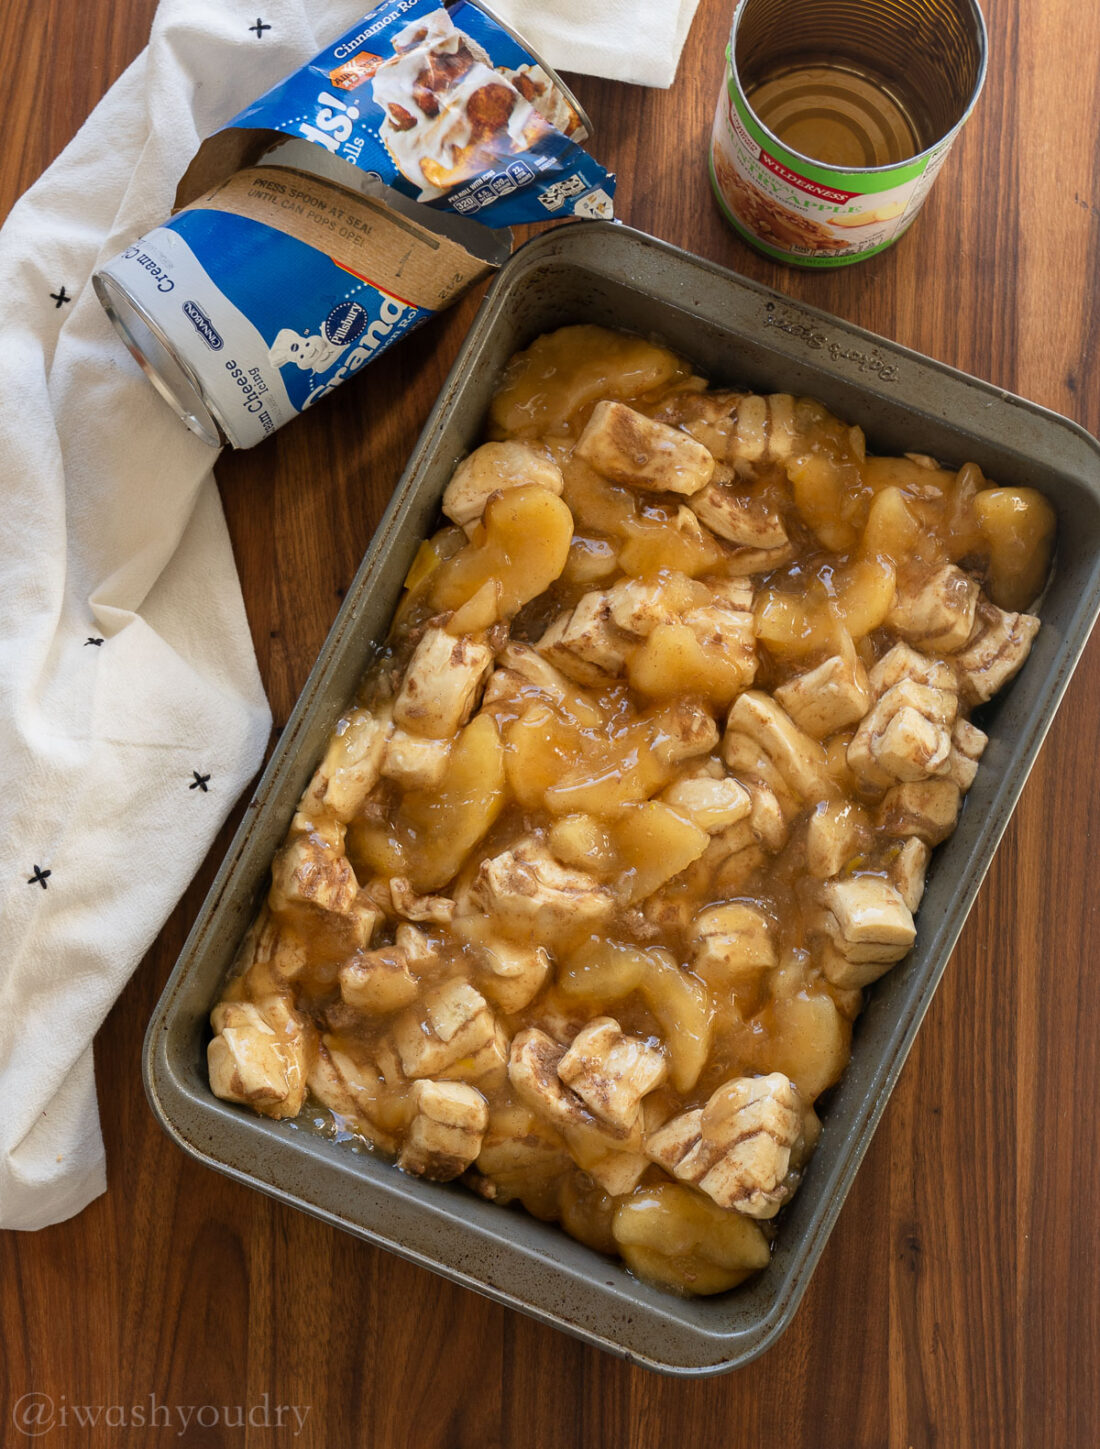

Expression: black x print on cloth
xmin=50 ymin=287 xmax=71 ymax=308
xmin=190 ymin=772 xmax=211 ymax=792
xmin=249 ymin=18 xmax=271 ymax=37
xmin=85 ymin=637 xmax=104 ymax=647
xmin=27 ymin=865 xmax=51 ymax=889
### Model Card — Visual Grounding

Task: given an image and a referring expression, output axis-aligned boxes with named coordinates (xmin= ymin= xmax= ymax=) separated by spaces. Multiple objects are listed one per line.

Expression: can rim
xmin=93 ymin=270 xmax=228 ymax=449
xmin=467 ymin=0 xmax=595 ymax=144
xmin=728 ymin=0 xmax=989 ymax=177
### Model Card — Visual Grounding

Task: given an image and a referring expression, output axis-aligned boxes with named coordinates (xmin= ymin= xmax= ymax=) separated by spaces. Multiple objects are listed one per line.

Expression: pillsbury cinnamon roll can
xmin=93 ymin=0 xmax=615 ymax=447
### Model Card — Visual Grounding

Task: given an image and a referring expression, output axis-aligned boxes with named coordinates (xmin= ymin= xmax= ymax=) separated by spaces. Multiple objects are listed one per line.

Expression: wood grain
xmin=2 ymin=1 xmax=1099 ymax=1444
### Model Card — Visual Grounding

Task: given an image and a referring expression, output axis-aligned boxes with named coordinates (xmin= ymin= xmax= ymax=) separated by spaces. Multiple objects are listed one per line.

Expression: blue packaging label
xmin=169 ymin=208 xmax=429 ymax=420
xmin=104 ymin=205 xmax=431 ymax=446
xmin=222 ymin=0 xmax=615 ymax=225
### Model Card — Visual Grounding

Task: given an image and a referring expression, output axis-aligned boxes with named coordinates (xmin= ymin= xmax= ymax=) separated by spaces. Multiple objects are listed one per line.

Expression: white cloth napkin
xmin=0 ymin=0 xmax=389 ymax=1232
xmin=491 ymin=0 xmax=702 ymax=88
xmin=0 ymin=0 xmax=681 ymax=1234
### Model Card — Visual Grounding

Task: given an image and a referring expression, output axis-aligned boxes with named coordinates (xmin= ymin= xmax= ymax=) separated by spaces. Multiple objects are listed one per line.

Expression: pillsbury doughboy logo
xmin=269 ymin=328 xmax=348 ymax=375
xmin=304 ymin=294 xmax=413 ymax=408
xmin=269 ymin=298 xmax=389 ymax=381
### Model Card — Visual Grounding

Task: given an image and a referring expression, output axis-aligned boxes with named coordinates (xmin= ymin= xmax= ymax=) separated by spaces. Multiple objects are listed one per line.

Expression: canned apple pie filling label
xmin=710 ymin=50 xmax=953 ymax=267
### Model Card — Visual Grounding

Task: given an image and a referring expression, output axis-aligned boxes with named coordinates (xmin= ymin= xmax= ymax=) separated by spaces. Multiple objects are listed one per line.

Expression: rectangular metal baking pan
xmin=143 ymin=221 xmax=1100 ymax=1375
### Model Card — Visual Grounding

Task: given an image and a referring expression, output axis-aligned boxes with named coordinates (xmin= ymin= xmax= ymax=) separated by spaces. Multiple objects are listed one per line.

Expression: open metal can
xmin=93 ymin=145 xmax=507 ymax=449
xmin=710 ymin=0 xmax=987 ymax=267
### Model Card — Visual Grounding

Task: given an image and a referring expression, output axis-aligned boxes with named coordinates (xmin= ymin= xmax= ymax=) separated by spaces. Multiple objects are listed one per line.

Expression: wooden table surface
xmin=3 ymin=1 xmax=1098 ymax=1444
